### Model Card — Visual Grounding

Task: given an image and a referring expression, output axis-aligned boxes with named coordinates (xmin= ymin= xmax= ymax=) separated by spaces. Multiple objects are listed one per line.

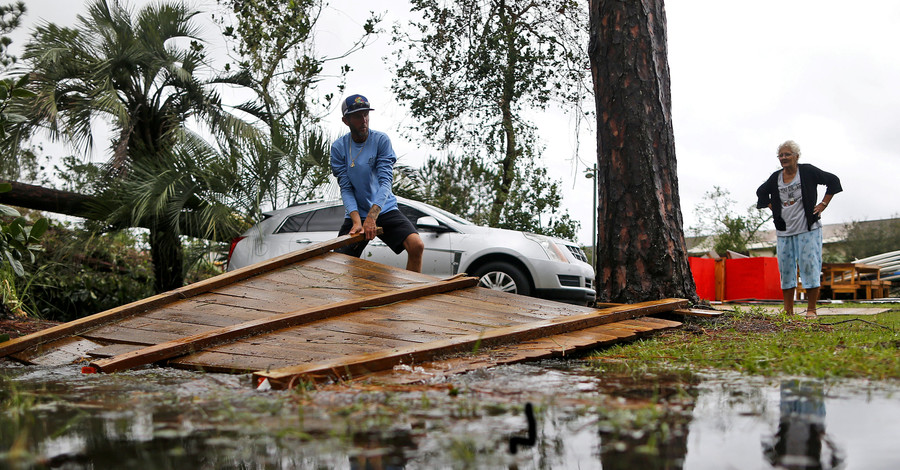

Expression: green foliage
xmin=214 ymin=0 xmax=379 ymax=217
xmin=0 ymin=74 xmax=43 ymax=182
xmin=222 ymin=124 xmax=334 ymax=220
xmin=0 ymin=75 xmax=32 ymax=137
xmin=17 ymin=0 xmax=259 ymax=292
xmin=393 ymin=0 xmax=588 ymax=151
xmin=416 ymin=153 xmax=579 ymax=239
xmin=501 ymin=158 xmax=579 ymax=240
xmin=0 ymin=184 xmax=48 ymax=278
xmin=0 ymin=1 xmax=24 ymax=69
xmin=391 ymin=0 xmax=588 ymax=229
xmin=101 ymin=131 xmax=251 ymax=244
xmin=22 ymin=223 xmax=154 ymax=322
xmin=839 ymin=216 xmax=900 ymax=260
xmin=691 ymin=186 xmax=771 ymax=255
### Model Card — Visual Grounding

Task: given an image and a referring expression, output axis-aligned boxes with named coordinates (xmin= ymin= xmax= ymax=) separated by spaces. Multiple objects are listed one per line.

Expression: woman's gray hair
xmin=778 ymin=140 xmax=801 ymax=157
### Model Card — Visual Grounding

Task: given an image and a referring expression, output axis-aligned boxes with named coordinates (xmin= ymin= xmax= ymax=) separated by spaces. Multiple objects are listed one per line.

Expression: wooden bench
xmin=860 ymin=280 xmax=892 ymax=299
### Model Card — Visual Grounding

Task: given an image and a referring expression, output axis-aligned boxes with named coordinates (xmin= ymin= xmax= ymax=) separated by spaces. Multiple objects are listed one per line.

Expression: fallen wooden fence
xmin=1 ymin=232 xmax=694 ymax=388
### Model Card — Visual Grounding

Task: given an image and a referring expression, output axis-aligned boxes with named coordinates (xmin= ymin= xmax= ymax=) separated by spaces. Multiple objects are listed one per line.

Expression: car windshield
xmin=419 ymin=203 xmax=473 ymax=225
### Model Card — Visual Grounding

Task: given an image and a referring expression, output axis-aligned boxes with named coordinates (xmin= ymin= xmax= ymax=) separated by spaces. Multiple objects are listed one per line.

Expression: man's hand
xmin=348 ymin=211 xmax=364 ymax=236
xmin=363 ymin=217 xmax=378 ymax=240
xmin=363 ymin=205 xmax=381 ymax=240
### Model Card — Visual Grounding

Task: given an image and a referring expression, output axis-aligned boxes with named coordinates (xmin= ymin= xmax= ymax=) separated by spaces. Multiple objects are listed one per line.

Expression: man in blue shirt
xmin=330 ymin=94 xmax=425 ymax=272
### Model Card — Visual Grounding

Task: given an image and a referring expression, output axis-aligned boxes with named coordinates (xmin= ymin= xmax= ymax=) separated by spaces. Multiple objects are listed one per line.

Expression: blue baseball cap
xmin=341 ymin=94 xmax=373 ymax=116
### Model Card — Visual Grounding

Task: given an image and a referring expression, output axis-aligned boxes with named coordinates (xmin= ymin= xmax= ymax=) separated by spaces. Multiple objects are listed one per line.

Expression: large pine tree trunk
xmin=588 ymin=0 xmax=697 ymax=303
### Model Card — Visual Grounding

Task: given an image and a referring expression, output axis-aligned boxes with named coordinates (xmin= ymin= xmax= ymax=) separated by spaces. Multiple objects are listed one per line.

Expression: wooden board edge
xmin=671 ymin=308 xmax=723 ymax=318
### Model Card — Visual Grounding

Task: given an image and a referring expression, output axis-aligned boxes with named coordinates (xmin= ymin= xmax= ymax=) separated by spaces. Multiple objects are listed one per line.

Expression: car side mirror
xmin=416 ymin=216 xmax=448 ymax=232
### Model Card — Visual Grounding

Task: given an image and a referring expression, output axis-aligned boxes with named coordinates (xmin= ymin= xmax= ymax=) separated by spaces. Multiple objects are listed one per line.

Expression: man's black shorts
xmin=335 ymin=209 xmax=419 ymax=257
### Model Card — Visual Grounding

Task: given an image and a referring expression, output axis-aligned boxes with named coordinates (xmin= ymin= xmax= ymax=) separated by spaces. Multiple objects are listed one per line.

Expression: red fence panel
xmin=689 ymin=257 xmax=716 ymax=301
xmin=724 ymin=257 xmax=782 ymax=301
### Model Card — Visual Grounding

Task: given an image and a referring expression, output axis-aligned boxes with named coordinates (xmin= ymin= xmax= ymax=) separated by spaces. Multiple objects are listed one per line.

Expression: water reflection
xmin=762 ymin=380 xmax=845 ymax=470
xmin=3 ymin=361 xmax=900 ymax=469
xmin=348 ymin=429 xmax=414 ymax=469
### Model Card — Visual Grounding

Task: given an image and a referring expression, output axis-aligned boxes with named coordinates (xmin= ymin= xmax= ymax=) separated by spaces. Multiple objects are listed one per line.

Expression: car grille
xmin=585 ymin=279 xmax=593 ymax=290
xmin=564 ymin=244 xmax=588 ymax=263
xmin=558 ymin=275 xmax=581 ymax=287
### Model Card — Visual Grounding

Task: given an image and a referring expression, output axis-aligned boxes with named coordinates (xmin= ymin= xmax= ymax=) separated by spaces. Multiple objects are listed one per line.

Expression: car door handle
xmin=295 ymin=239 xmax=312 ymax=244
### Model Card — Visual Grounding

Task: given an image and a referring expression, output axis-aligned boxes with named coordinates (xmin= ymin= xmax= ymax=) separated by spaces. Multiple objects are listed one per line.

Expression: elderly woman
xmin=756 ymin=140 xmax=842 ymax=317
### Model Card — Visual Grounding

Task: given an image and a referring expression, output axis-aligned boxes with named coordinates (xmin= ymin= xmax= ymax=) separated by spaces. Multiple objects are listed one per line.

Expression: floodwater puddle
xmin=2 ymin=359 xmax=899 ymax=469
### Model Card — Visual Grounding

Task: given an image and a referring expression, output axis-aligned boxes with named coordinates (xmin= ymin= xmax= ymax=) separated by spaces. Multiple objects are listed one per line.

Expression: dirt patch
xmin=676 ymin=313 xmax=834 ymax=337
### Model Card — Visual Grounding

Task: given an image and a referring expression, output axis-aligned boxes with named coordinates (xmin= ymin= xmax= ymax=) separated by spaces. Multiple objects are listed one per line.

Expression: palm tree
xmin=19 ymin=0 xmax=255 ymax=292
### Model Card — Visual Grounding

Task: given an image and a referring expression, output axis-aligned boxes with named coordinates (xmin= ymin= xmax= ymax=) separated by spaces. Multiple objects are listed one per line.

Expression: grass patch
xmin=589 ymin=305 xmax=900 ymax=380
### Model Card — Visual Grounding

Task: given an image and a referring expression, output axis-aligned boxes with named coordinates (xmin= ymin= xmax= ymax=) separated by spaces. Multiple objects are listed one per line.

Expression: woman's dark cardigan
xmin=756 ymin=163 xmax=843 ymax=232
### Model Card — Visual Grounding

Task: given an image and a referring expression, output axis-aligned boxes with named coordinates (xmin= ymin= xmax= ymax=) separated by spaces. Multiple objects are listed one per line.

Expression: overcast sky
xmin=9 ymin=0 xmax=900 ymax=244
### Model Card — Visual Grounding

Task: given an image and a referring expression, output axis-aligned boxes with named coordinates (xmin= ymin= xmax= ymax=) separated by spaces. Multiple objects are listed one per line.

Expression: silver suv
xmin=227 ymin=197 xmax=596 ymax=305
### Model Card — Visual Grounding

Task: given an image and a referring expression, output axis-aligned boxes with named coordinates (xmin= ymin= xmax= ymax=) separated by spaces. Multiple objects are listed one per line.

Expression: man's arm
xmin=331 ymin=137 xmax=359 ymax=215
xmin=371 ymin=133 xmax=397 ymax=209
xmin=348 ymin=210 xmax=364 ymax=236
xmin=362 ymin=205 xmax=381 ymax=240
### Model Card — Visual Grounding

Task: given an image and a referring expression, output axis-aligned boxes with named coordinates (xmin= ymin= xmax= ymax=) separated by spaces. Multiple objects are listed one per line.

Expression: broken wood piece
xmin=254 ymin=298 xmax=689 ymax=389
xmin=671 ymin=308 xmax=722 ymax=317
xmin=0 ymin=232 xmax=376 ymax=359
xmin=90 ymin=275 xmax=478 ymax=373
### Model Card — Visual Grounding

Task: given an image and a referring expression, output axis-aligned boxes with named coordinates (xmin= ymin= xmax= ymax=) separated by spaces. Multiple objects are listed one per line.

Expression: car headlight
xmin=523 ymin=233 xmax=569 ymax=263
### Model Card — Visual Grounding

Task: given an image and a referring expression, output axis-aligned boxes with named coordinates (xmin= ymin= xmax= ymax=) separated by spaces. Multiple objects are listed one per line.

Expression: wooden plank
xmin=80 ymin=325 xmax=186 ymax=345
xmin=181 ymin=292 xmax=300 ymax=314
xmin=181 ymin=340 xmax=369 ymax=365
xmin=361 ymin=318 xmax=679 ymax=385
xmin=336 ymin=299 xmax=517 ymax=334
xmin=144 ymin=307 xmax=265 ymax=328
xmin=255 ymin=298 xmax=689 ymax=388
xmin=191 ymin=324 xmax=416 ymax=362
xmin=234 ymin=324 xmax=409 ymax=352
xmin=256 ymin=264 xmax=404 ymax=294
xmin=422 ymin=293 xmax=559 ymax=324
xmin=89 ymin=276 xmax=479 ymax=373
xmin=307 ymin=254 xmax=439 ymax=284
xmin=448 ymin=288 xmax=597 ymax=319
xmin=10 ymin=336 xmax=106 ymax=366
xmin=169 ymin=350 xmax=293 ymax=373
xmin=672 ymin=308 xmax=722 ymax=318
xmin=87 ymin=343 xmax=146 ymax=358
xmin=315 ymin=318 xmax=440 ymax=344
xmin=0 ymin=233 xmax=373 ymax=358
xmin=271 ymin=256 xmax=431 ymax=291
xmin=635 ymin=317 xmax=683 ymax=328
xmin=111 ymin=316 xmax=221 ymax=337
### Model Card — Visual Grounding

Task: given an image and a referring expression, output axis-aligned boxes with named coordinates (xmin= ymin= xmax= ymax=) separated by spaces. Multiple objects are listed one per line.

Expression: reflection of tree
xmin=348 ymin=429 xmax=414 ymax=470
xmin=597 ymin=374 xmax=699 ymax=469
xmin=598 ymin=409 xmax=691 ymax=469
xmin=762 ymin=380 xmax=845 ymax=470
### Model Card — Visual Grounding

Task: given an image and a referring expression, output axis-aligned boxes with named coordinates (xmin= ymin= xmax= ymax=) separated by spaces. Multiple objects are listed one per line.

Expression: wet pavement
xmin=2 ymin=359 xmax=899 ymax=469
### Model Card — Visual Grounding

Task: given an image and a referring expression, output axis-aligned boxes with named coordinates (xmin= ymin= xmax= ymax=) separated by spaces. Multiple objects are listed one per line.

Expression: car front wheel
xmin=474 ymin=262 xmax=532 ymax=296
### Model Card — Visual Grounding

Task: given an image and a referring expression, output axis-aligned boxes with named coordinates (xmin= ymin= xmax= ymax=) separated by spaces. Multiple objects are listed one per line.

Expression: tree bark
xmin=149 ymin=225 xmax=185 ymax=293
xmin=489 ymin=0 xmax=519 ymax=228
xmin=0 ymin=180 xmax=234 ymax=242
xmin=0 ymin=181 xmax=97 ymax=219
xmin=588 ymin=0 xmax=697 ymax=303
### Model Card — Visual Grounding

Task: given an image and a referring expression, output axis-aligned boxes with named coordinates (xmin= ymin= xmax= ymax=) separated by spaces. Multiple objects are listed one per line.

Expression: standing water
xmin=2 ymin=359 xmax=899 ymax=468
